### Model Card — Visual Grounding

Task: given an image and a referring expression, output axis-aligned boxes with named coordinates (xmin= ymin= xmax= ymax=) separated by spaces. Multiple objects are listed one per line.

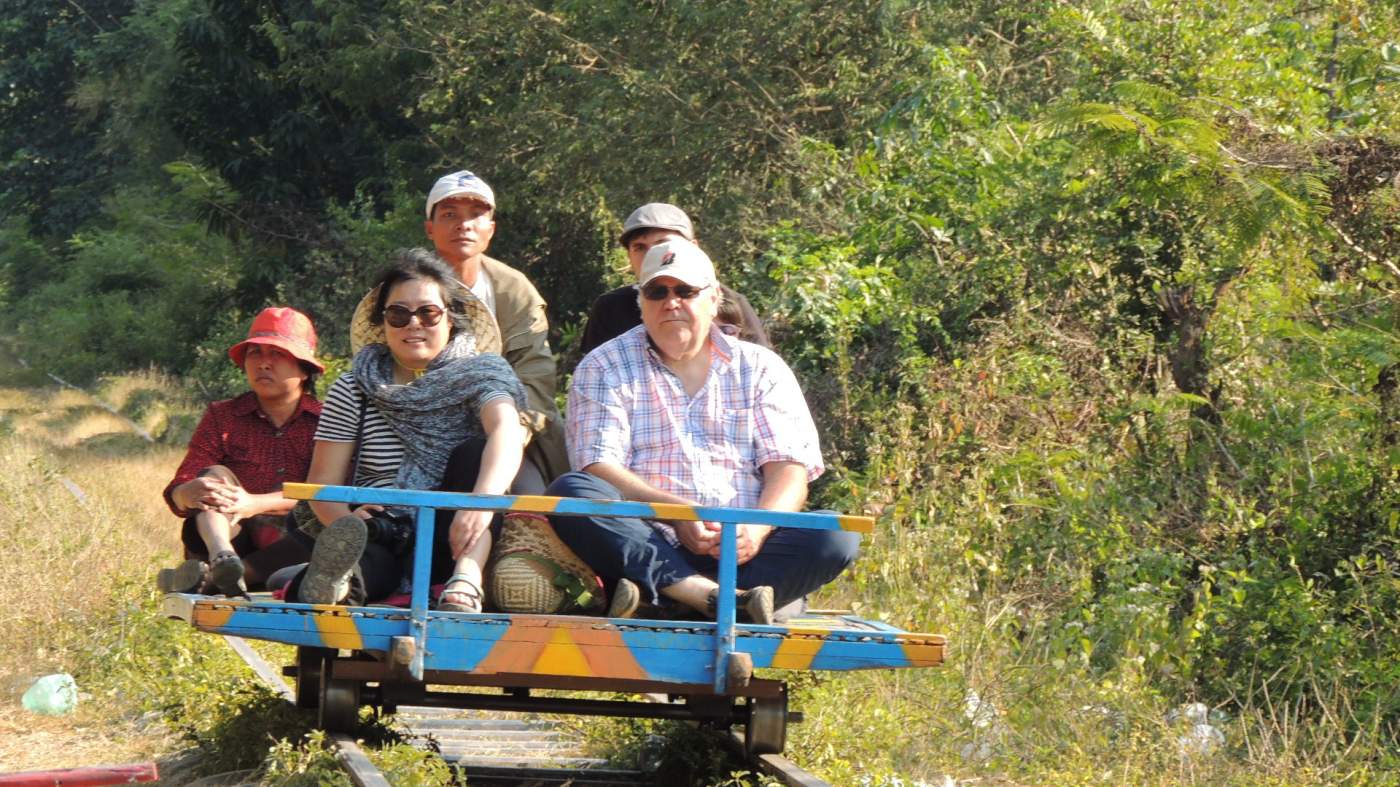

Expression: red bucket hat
xmin=227 ymin=307 xmax=325 ymax=373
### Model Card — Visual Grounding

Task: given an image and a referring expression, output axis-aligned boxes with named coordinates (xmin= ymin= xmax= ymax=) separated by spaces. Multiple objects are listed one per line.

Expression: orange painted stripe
xmin=475 ymin=617 xmax=650 ymax=680
xmin=473 ymin=616 xmax=553 ymax=674
xmin=193 ymin=604 xmax=235 ymax=631
xmin=569 ymin=624 xmax=648 ymax=680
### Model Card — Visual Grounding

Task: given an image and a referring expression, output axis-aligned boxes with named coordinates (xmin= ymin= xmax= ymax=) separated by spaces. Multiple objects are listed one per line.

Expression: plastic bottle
xmin=21 ymin=673 xmax=78 ymax=715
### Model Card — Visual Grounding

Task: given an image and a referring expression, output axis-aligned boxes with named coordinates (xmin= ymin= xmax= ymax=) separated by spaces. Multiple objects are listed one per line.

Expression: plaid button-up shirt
xmin=567 ymin=325 xmax=823 ymax=544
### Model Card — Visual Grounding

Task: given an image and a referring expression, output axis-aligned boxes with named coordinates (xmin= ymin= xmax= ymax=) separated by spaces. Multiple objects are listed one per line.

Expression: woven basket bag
xmin=488 ymin=513 xmax=603 ymax=614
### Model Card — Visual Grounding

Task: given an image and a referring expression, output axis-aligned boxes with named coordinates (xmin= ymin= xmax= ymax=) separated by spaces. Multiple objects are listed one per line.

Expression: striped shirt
xmin=315 ymin=375 xmax=405 ymax=488
xmin=567 ymin=325 xmax=823 ymax=544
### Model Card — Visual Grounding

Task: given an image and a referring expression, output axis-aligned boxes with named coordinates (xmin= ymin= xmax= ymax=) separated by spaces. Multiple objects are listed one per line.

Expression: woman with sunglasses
xmin=284 ymin=249 xmax=529 ymax=612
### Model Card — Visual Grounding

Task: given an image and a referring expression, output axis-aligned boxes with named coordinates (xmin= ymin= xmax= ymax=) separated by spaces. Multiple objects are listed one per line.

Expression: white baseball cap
xmin=638 ymin=239 xmax=717 ymax=288
xmin=426 ymin=170 xmax=496 ymax=218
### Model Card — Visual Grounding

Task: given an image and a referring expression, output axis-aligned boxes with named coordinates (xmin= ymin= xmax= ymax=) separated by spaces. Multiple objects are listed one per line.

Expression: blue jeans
xmin=545 ymin=471 xmax=860 ymax=609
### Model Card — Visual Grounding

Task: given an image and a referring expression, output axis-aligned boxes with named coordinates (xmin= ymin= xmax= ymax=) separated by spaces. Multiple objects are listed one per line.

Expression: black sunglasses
xmin=640 ymin=283 xmax=710 ymax=301
xmin=383 ymin=304 xmax=445 ymax=328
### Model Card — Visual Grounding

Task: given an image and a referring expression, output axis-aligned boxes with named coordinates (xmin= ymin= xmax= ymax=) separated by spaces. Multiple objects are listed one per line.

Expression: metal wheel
xmin=318 ymin=659 xmax=361 ymax=732
xmin=744 ymin=690 xmax=788 ymax=755
xmin=294 ymin=647 xmax=332 ymax=710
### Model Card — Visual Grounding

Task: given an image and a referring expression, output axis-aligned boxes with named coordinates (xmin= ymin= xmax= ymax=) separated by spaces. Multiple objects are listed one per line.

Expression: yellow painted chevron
xmin=901 ymin=639 xmax=945 ymax=667
xmin=771 ymin=630 xmax=827 ymax=670
xmin=312 ymin=607 xmax=364 ymax=650
xmin=838 ymin=514 xmax=875 ymax=533
xmin=647 ymin=503 xmax=700 ymax=521
xmin=533 ymin=627 xmax=593 ymax=676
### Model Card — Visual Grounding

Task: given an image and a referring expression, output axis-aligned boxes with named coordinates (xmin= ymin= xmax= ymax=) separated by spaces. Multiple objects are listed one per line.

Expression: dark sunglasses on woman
xmin=383 ymin=304 xmax=446 ymax=328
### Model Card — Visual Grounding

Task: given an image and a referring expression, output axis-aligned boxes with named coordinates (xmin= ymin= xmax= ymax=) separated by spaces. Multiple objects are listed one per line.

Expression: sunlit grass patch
xmin=47 ymin=388 xmax=95 ymax=410
xmin=38 ymin=408 xmax=136 ymax=446
xmin=0 ymin=387 xmax=42 ymax=412
xmin=0 ymin=437 xmax=168 ymax=682
xmin=95 ymin=369 xmax=199 ymax=440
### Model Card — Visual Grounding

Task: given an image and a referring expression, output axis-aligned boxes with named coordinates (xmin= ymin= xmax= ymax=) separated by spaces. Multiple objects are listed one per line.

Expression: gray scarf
xmin=351 ymin=333 xmax=527 ymax=493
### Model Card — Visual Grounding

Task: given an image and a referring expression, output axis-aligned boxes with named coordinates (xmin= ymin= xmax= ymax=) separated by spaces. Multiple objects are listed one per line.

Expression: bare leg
xmin=440 ymin=532 xmax=492 ymax=611
xmin=660 ymin=575 xmax=720 ymax=614
xmin=195 ymin=509 xmax=240 ymax=558
xmin=660 ymin=574 xmax=774 ymax=624
xmin=194 ymin=465 xmax=245 ymax=557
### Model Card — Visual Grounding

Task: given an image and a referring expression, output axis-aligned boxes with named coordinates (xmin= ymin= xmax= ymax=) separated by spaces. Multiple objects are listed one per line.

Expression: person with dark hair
xmin=158 ymin=307 xmax=324 ymax=596
xmin=287 ymin=249 xmax=530 ymax=612
xmin=350 ymin=171 xmax=567 ymax=492
xmin=577 ymin=203 xmax=770 ymax=359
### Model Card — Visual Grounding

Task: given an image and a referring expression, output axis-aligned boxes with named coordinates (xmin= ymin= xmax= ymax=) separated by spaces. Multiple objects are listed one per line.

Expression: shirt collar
xmin=641 ymin=324 xmax=735 ymax=367
xmin=231 ymin=390 xmax=322 ymax=420
xmin=707 ymin=325 xmax=736 ymax=364
xmin=229 ymin=391 xmax=261 ymax=416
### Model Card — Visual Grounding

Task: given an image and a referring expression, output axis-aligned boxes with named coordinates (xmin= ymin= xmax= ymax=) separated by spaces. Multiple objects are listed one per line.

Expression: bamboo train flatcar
xmin=162 ymin=483 xmax=946 ymax=755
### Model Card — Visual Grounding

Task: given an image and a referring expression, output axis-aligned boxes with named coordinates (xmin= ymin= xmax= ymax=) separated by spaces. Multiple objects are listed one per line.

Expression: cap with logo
xmin=228 ymin=306 xmax=325 ymax=373
xmin=426 ymin=170 xmax=496 ymax=219
xmin=638 ymin=238 xmax=717 ymax=289
xmin=619 ymin=203 xmax=694 ymax=245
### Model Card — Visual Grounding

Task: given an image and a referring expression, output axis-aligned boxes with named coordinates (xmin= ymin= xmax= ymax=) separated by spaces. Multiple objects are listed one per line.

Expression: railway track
xmin=223 ymin=633 xmax=833 ymax=785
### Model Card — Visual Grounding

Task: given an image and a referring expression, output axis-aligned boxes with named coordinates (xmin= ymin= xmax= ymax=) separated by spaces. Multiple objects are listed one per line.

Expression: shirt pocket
xmin=220 ymin=430 xmax=257 ymax=467
xmin=721 ymin=409 xmax=755 ymax=456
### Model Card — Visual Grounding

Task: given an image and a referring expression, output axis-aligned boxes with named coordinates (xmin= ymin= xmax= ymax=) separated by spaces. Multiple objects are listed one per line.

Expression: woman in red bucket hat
xmin=157 ymin=307 xmax=325 ymax=596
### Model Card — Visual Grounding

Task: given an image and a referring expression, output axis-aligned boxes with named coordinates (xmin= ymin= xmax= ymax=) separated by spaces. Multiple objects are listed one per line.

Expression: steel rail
xmin=221 ymin=636 xmax=649 ymax=784
xmin=223 ymin=634 xmax=835 ymax=786
xmin=222 ymin=636 xmax=390 ymax=787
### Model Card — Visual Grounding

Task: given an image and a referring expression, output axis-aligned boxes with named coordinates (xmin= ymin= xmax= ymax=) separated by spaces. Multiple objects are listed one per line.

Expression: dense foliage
xmin=3 ymin=0 xmax=1397 ymax=781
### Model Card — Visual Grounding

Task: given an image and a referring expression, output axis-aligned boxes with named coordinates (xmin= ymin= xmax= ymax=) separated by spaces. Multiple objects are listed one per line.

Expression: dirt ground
xmin=0 ymin=705 xmax=175 ymax=773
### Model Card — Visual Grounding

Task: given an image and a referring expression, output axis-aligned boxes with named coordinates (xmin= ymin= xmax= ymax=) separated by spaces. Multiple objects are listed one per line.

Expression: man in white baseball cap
xmin=351 ymin=169 xmax=568 ymax=489
xmin=422 ymin=169 xmax=499 ymax=308
xmin=425 ymin=170 xmax=566 ymax=488
xmin=576 ymin=202 xmax=770 ymax=358
xmin=544 ymin=237 xmax=859 ymax=623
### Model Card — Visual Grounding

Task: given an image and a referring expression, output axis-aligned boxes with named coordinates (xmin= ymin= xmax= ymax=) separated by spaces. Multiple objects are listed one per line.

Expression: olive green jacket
xmin=482 ymin=256 xmax=569 ymax=484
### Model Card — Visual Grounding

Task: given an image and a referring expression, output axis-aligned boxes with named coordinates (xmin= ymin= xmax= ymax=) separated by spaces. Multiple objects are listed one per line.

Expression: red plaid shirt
xmin=163 ymin=391 xmax=322 ymax=516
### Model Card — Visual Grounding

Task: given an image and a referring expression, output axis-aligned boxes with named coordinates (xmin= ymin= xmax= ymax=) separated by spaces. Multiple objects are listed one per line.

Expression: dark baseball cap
xmin=619 ymin=203 xmax=695 ymax=245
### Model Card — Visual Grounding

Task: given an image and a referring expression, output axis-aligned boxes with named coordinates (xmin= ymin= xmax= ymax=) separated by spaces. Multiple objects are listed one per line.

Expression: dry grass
xmin=0 ymin=388 xmax=41 ymax=412
xmin=0 ymin=377 xmax=192 ymax=771
xmin=95 ymin=368 xmax=197 ymax=440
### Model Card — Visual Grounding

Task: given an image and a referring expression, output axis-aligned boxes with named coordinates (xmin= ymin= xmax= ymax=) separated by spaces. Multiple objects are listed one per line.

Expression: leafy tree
xmin=1045 ymin=82 xmax=1325 ymax=421
xmin=0 ymin=0 xmax=133 ymax=237
xmin=401 ymin=0 xmax=942 ymax=323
